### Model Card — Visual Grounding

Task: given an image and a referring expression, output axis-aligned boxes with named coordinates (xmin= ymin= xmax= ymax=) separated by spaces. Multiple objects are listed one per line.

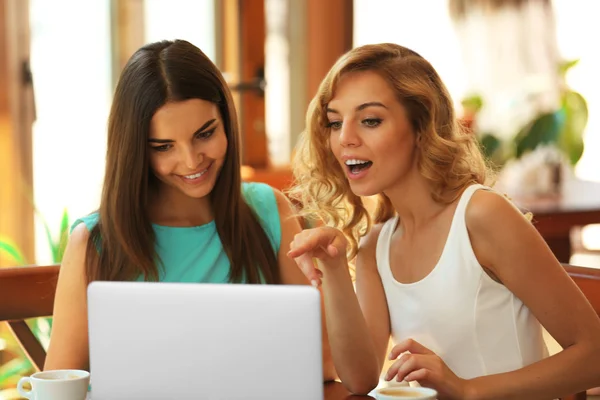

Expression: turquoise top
xmin=71 ymin=182 xmax=281 ymax=283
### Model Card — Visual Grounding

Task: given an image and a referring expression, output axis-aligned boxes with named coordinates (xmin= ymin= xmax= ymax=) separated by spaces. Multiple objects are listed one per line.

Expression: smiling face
xmin=148 ymin=98 xmax=228 ymax=200
xmin=327 ymin=70 xmax=419 ymax=197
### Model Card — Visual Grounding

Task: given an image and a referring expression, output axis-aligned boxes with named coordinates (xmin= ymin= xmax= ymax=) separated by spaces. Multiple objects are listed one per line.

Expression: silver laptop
xmin=87 ymin=281 xmax=324 ymax=400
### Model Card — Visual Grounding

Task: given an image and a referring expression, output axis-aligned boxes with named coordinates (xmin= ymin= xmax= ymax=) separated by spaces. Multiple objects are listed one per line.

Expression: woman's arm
xmin=464 ymin=190 xmax=600 ymax=399
xmin=354 ymin=225 xmax=393 ymax=385
xmin=44 ymin=223 xmax=91 ymax=371
xmin=272 ymin=189 xmax=337 ymax=382
xmin=288 ymin=218 xmax=391 ymax=394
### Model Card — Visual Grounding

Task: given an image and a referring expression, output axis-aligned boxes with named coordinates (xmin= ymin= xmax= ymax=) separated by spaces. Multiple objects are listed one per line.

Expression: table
xmin=508 ymin=179 xmax=600 ymax=263
xmin=324 ymin=381 xmax=375 ymax=399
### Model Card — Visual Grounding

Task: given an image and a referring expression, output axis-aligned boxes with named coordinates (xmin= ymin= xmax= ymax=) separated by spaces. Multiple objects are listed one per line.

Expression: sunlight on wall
xmin=144 ymin=0 xmax=216 ymax=61
xmin=353 ymin=0 xmax=468 ymax=109
xmin=265 ymin=0 xmax=291 ymax=166
xmin=30 ymin=0 xmax=112 ymax=264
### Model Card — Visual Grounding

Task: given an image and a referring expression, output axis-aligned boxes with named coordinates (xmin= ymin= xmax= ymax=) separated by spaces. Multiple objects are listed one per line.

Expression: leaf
xmin=479 ymin=133 xmax=501 ymax=160
xmin=564 ymin=90 xmax=588 ymax=133
xmin=0 ymin=357 xmax=32 ymax=384
xmin=461 ymin=94 xmax=484 ymax=113
xmin=34 ymin=207 xmax=58 ymax=263
xmin=38 ymin=214 xmax=59 ymax=264
xmin=57 ymin=209 xmax=70 ymax=263
xmin=514 ymin=110 xmax=565 ymax=158
xmin=33 ymin=207 xmax=71 ymax=263
xmin=558 ymin=90 xmax=588 ymax=165
xmin=0 ymin=238 xmax=27 ymax=265
xmin=558 ymin=59 xmax=580 ymax=78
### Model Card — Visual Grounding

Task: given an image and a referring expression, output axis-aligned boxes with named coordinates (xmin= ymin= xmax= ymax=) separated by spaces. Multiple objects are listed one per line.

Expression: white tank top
xmin=376 ymin=184 xmax=549 ymax=379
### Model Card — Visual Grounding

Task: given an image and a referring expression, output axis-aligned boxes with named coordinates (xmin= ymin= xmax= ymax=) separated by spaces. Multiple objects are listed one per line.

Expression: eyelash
xmin=327 ymin=121 xmax=342 ymax=130
xmin=151 ymin=128 xmax=217 ymax=152
xmin=152 ymin=144 xmax=172 ymax=152
xmin=196 ymin=128 xmax=216 ymax=140
xmin=326 ymin=118 xmax=382 ymax=130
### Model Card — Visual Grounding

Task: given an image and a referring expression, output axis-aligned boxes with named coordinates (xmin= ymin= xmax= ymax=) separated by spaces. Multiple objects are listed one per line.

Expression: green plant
xmin=463 ymin=59 xmax=588 ymax=168
xmin=0 ymin=209 xmax=69 ymax=396
xmin=0 ymin=208 xmax=69 ymax=266
xmin=461 ymin=94 xmax=507 ymax=167
xmin=40 ymin=209 xmax=70 ymax=266
xmin=461 ymin=93 xmax=483 ymax=116
xmin=0 ymin=238 xmax=26 ymax=266
xmin=514 ymin=59 xmax=588 ymax=164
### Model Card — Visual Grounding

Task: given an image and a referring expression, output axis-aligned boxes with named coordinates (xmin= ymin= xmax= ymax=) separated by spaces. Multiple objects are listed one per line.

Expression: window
xmin=30 ymin=0 xmax=112 ymax=263
xmin=144 ymin=0 xmax=216 ymax=61
xmin=353 ymin=0 xmax=468 ymax=108
xmin=29 ymin=0 xmax=218 ymax=264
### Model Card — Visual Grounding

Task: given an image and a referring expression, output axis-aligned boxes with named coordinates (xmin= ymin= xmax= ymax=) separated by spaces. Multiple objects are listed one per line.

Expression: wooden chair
xmin=561 ymin=263 xmax=600 ymax=400
xmin=0 ymin=264 xmax=60 ymax=371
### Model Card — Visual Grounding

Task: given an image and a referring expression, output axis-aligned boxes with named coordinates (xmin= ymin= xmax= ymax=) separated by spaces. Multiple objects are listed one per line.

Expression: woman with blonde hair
xmin=288 ymin=43 xmax=600 ymax=399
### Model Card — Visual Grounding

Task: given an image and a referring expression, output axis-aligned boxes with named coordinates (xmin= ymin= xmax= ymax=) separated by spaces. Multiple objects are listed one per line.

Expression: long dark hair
xmin=86 ymin=40 xmax=280 ymax=284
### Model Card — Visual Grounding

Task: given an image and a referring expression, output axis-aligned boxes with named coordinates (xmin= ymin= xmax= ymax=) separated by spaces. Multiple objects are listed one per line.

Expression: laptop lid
xmin=87 ymin=281 xmax=323 ymax=400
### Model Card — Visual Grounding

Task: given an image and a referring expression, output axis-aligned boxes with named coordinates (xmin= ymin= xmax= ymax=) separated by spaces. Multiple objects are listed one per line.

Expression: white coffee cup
xmin=376 ymin=386 xmax=438 ymax=399
xmin=17 ymin=369 xmax=90 ymax=400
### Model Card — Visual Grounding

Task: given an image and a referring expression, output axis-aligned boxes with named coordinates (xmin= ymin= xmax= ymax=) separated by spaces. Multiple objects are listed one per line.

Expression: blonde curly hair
xmin=288 ymin=43 xmax=495 ymax=260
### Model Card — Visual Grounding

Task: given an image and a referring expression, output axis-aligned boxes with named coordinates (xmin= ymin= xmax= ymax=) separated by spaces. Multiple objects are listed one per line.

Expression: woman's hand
xmin=287 ymin=226 xmax=348 ymax=287
xmin=386 ymin=339 xmax=469 ymax=400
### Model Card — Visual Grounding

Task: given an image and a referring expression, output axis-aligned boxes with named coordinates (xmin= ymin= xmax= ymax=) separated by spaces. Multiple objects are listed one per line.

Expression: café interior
xmin=1 ymin=0 xmax=599 ymax=399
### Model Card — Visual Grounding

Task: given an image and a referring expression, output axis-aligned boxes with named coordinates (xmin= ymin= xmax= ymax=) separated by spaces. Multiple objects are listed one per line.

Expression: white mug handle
xmin=17 ymin=376 xmax=34 ymax=399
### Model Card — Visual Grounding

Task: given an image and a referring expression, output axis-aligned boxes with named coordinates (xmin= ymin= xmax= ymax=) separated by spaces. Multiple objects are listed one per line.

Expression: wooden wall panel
xmin=110 ymin=0 xmax=145 ymax=87
xmin=238 ymin=0 xmax=268 ymax=168
xmin=306 ymin=0 xmax=353 ymax=104
xmin=0 ymin=0 xmax=35 ymax=266
xmin=219 ymin=0 xmax=268 ymax=168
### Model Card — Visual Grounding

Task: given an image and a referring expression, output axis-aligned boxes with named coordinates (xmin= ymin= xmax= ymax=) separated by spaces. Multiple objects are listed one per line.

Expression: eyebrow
xmin=326 ymin=102 xmax=388 ymax=114
xmin=148 ymin=118 xmax=217 ymax=143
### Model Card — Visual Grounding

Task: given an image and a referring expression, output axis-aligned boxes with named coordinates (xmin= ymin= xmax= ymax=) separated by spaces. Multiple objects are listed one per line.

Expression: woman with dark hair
xmin=45 ymin=40 xmax=335 ymax=379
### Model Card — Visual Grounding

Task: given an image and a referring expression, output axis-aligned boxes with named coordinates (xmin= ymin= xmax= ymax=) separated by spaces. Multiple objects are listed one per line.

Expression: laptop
xmin=87 ymin=281 xmax=324 ymax=400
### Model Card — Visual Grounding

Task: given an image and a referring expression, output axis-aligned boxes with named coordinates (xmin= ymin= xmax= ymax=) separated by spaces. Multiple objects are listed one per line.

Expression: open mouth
xmin=345 ymin=159 xmax=373 ymax=175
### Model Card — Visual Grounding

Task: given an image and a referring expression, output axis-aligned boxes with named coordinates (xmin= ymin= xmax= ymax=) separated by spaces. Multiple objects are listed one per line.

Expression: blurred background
xmin=1 ymin=0 xmax=599 ymax=397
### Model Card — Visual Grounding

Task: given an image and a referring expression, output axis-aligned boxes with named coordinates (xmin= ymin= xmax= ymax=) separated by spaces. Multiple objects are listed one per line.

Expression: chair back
xmin=561 ymin=263 xmax=600 ymax=400
xmin=0 ymin=264 xmax=60 ymax=371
